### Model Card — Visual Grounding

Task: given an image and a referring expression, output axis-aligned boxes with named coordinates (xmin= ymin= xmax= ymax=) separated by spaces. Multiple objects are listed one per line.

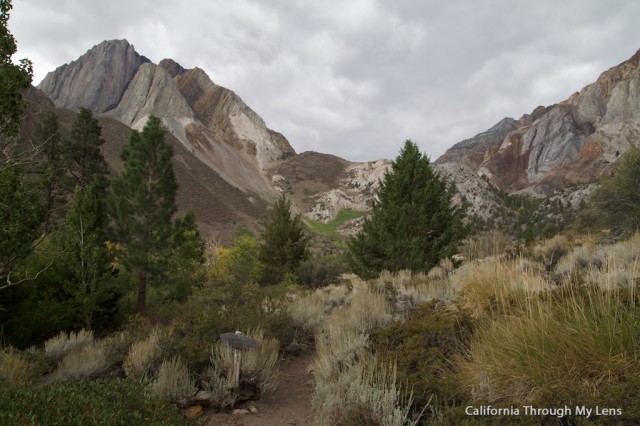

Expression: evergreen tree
xmin=164 ymin=209 xmax=206 ymax=302
xmin=67 ymin=108 xmax=108 ymax=190
xmin=53 ymin=178 xmax=118 ymax=330
xmin=259 ymin=194 xmax=308 ymax=285
xmin=0 ymin=0 xmax=32 ymax=139
xmin=589 ymin=147 xmax=640 ymax=239
xmin=35 ymin=111 xmax=70 ymax=228
xmin=0 ymin=0 xmax=44 ymax=286
xmin=109 ymin=116 xmax=178 ymax=314
xmin=348 ymin=140 xmax=466 ymax=279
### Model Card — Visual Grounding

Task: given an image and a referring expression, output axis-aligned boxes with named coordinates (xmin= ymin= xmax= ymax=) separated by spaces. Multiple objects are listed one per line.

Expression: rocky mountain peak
xmin=38 ymin=39 xmax=295 ymax=200
xmin=437 ymin=47 xmax=640 ymax=195
xmin=38 ymin=39 xmax=149 ymax=113
xmin=159 ymin=58 xmax=187 ymax=77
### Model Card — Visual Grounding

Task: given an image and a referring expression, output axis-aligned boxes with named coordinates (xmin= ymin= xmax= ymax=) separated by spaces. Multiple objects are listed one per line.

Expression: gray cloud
xmin=10 ymin=0 xmax=640 ymax=162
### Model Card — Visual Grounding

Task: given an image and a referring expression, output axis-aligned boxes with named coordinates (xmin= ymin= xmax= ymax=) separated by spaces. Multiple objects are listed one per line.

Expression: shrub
xmin=296 ymin=255 xmax=348 ymax=289
xmin=211 ymin=329 xmax=280 ymax=400
xmin=44 ymin=329 xmax=94 ymax=361
xmin=170 ymin=281 xmax=294 ymax=368
xmin=54 ymin=341 xmax=109 ymax=381
xmin=123 ymin=329 xmax=165 ymax=380
xmin=200 ymin=363 xmax=236 ymax=408
xmin=0 ymin=348 xmax=31 ymax=385
xmin=314 ymin=360 xmax=418 ymax=426
xmin=370 ymin=301 xmax=474 ymax=422
xmin=532 ymin=234 xmax=571 ymax=270
xmin=0 ymin=379 xmax=188 ymax=425
xmin=151 ymin=356 xmax=194 ymax=405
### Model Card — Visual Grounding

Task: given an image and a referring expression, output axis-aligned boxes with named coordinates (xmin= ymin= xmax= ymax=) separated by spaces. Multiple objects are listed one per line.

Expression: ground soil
xmin=204 ymin=353 xmax=315 ymax=426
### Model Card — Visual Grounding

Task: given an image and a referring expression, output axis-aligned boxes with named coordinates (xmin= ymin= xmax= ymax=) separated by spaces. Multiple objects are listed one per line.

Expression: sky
xmin=9 ymin=0 xmax=640 ymax=162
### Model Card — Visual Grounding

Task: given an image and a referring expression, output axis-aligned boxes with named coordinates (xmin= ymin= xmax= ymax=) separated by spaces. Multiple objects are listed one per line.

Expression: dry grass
xmin=313 ymin=360 xmax=418 ymax=426
xmin=151 ymin=356 xmax=195 ymax=405
xmin=44 ymin=329 xmax=94 ymax=361
xmin=54 ymin=341 xmax=109 ymax=381
xmin=0 ymin=348 xmax=31 ymax=385
xmin=451 ymin=257 xmax=549 ymax=318
xmin=123 ymin=328 xmax=165 ymax=380
xmin=211 ymin=328 xmax=280 ymax=398
xmin=310 ymin=277 xmax=417 ymax=425
xmin=457 ymin=283 xmax=640 ymax=404
xmin=288 ymin=282 xmax=353 ymax=334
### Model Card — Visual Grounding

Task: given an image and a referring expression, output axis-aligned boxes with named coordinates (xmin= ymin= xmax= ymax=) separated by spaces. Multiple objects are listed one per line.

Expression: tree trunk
xmin=137 ymin=268 xmax=147 ymax=315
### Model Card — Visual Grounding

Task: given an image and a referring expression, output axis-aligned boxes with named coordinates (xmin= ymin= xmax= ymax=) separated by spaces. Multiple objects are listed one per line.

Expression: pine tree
xmin=165 ymin=209 xmax=206 ymax=302
xmin=109 ymin=116 xmax=178 ymax=314
xmin=348 ymin=140 xmax=466 ymax=279
xmin=35 ymin=111 xmax=70 ymax=228
xmin=259 ymin=194 xmax=308 ymax=285
xmin=589 ymin=147 xmax=640 ymax=239
xmin=67 ymin=108 xmax=108 ymax=190
xmin=54 ymin=178 xmax=116 ymax=330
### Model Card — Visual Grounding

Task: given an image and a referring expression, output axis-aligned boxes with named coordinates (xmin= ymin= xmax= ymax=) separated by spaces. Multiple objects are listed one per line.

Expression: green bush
xmin=370 ymin=301 xmax=474 ymax=422
xmin=169 ymin=281 xmax=296 ymax=369
xmin=0 ymin=379 xmax=188 ymax=425
xmin=296 ymin=255 xmax=348 ymax=288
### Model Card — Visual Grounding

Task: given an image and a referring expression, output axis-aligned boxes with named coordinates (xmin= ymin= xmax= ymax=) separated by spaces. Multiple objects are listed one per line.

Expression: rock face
xmin=437 ymin=49 xmax=640 ymax=194
xmin=38 ymin=39 xmax=295 ymax=199
xmin=272 ymin=151 xmax=502 ymax=233
xmin=113 ymin=62 xmax=194 ymax=129
xmin=38 ymin=40 xmax=149 ymax=113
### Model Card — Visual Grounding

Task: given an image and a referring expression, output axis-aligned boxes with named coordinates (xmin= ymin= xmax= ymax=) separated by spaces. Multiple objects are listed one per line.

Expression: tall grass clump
xmin=44 ymin=329 xmax=94 ymax=361
xmin=0 ymin=348 xmax=31 ymax=385
xmin=452 ymin=258 xmax=548 ymax=319
xmin=123 ymin=329 xmax=164 ymax=380
xmin=314 ymin=360 xmax=418 ymax=426
xmin=54 ymin=341 xmax=109 ymax=381
xmin=312 ymin=278 xmax=418 ymax=425
xmin=458 ymin=284 xmax=640 ymax=412
xmin=151 ymin=356 xmax=194 ymax=405
xmin=210 ymin=329 xmax=280 ymax=400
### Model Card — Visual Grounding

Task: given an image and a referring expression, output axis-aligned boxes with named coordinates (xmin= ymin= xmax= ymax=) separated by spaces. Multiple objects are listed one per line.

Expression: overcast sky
xmin=9 ymin=0 xmax=640 ymax=162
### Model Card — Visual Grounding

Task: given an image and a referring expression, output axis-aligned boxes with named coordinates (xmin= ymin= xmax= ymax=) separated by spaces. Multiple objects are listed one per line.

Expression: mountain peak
xmin=437 ymin=47 xmax=640 ymax=194
xmin=159 ymin=58 xmax=186 ymax=77
xmin=38 ymin=39 xmax=149 ymax=113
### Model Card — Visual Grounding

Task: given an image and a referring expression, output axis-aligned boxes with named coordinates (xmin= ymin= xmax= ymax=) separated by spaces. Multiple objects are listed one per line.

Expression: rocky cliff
xmin=38 ymin=39 xmax=295 ymax=199
xmin=38 ymin=40 xmax=149 ymax=113
xmin=437 ymin=49 xmax=640 ymax=194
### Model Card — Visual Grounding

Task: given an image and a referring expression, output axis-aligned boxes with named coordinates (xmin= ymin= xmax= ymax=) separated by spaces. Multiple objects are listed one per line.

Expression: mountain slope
xmin=437 ymin=49 xmax=640 ymax=194
xmin=22 ymin=87 xmax=269 ymax=243
xmin=38 ymin=40 xmax=294 ymax=201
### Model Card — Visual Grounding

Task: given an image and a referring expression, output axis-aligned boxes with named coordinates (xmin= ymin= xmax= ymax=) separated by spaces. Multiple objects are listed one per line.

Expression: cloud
xmin=9 ymin=0 xmax=640 ymax=162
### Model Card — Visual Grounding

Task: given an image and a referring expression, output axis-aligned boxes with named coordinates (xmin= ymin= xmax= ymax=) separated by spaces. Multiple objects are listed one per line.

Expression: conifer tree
xmin=589 ymin=147 xmax=640 ymax=238
xmin=0 ymin=0 xmax=32 ymax=139
xmin=109 ymin=116 xmax=178 ymax=314
xmin=35 ymin=111 xmax=71 ymax=228
xmin=165 ymin=209 xmax=206 ymax=302
xmin=67 ymin=108 xmax=108 ymax=190
xmin=259 ymin=194 xmax=308 ymax=285
xmin=348 ymin=140 xmax=466 ymax=279
xmin=54 ymin=178 xmax=116 ymax=329
xmin=0 ymin=0 xmax=44 ymax=286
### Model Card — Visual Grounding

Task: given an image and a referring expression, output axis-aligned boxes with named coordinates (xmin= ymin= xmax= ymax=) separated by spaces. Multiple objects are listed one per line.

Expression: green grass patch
xmin=305 ymin=209 xmax=366 ymax=237
xmin=0 ymin=378 xmax=188 ymax=425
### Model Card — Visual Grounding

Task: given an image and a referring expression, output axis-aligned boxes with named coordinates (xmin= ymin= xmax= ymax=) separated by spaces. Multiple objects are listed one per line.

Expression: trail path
xmin=206 ymin=353 xmax=315 ymax=425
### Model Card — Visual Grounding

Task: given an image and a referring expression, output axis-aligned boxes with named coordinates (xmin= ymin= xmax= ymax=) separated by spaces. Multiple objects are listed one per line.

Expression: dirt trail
xmin=206 ymin=353 xmax=315 ymax=425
